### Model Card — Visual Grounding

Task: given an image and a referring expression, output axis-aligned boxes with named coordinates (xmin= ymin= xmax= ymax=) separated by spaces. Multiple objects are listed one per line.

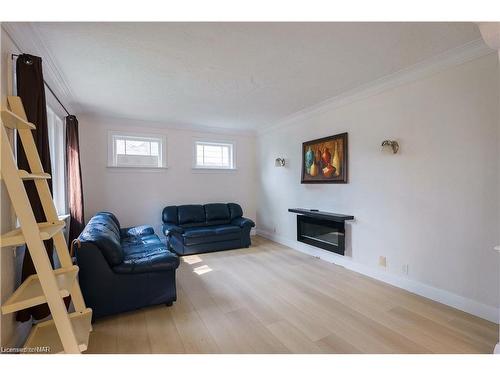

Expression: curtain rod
xmin=11 ymin=53 xmax=72 ymax=117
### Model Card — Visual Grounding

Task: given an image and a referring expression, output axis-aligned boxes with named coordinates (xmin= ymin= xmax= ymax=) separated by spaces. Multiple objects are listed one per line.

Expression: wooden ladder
xmin=0 ymin=96 xmax=92 ymax=354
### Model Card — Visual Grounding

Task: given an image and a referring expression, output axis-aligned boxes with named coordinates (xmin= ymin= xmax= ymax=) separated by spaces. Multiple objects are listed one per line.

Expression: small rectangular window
xmin=108 ymin=131 xmax=167 ymax=168
xmin=194 ymin=140 xmax=235 ymax=169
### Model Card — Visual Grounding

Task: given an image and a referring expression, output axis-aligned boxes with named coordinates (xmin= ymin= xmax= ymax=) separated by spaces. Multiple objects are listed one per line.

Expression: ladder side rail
xmin=17 ymin=130 xmax=87 ymax=312
xmin=9 ymin=96 xmax=86 ymax=313
xmin=1 ymin=124 xmax=80 ymax=353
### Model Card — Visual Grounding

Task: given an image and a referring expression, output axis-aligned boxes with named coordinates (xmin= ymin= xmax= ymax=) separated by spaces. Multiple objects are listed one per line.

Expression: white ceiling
xmin=19 ymin=22 xmax=482 ymax=131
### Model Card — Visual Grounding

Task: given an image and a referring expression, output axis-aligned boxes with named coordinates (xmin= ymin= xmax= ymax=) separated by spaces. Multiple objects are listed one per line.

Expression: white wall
xmin=257 ymin=53 xmax=500 ymax=321
xmin=79 ymin=116 xmax=257 ymax=234
xmin=0 ymin=26 xmax=32 ymax=347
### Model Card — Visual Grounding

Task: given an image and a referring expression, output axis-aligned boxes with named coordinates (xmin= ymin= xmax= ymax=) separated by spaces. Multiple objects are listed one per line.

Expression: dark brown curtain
xmin=66 ymin=115 xmax=85 ymax=244
xmin=15 ymin=54 xmax=54 ymax=322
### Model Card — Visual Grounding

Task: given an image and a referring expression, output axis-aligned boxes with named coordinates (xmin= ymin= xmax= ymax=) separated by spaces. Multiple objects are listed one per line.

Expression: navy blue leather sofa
xmin=162 ymin=203 xmax=255 ymax=255
xmin=75 ymin=212 xmax=179 ymax=319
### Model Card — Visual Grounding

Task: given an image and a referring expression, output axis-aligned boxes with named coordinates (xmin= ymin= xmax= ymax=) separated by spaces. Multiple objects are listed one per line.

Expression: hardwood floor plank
xmin=85 ymin=236 xmax=498 ymax=354
xmin=316 ymin=333 xmax=363 ymax=354
xmin=387 ymin=306 xmax=493 ymax=353
xmin=259 ymin=257 xmax=432 ymax=353
xmin=195 ymin=270 xmax=245 ymax=314
xmin=169 ymin=286 xmax=220 ymax=353
xmin=176 ymin=266 xmax=248 ymax=353
xmin=114 ymin=310 xmax=152 ymax=353
xmin=144 ymin=305 xmax=186 ymax=353
xmin=86 ymin=316 xmax=118 ymax=354
xmin=224 ymin=308 xmax=290 ymax=353
xmin=222 ymin=255 xmax=332 ymax=341
xmin=266 ymin=320 xmax=327 ymax=353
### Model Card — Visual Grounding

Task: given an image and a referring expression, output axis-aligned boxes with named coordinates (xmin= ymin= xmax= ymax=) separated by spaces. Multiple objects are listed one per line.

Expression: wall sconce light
xmin=381 ymin=140 xmax=399 ymax=154
xmin=275 ymin=158 xmax=286 ymax=167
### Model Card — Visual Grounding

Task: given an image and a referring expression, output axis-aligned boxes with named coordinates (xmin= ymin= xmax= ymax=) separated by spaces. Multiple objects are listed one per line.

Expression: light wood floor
xmin=86 ymin=236 xmax=498 ymax=354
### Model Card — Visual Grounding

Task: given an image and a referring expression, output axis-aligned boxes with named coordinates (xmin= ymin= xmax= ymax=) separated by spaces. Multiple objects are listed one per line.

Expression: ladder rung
xmin=1 ymin=109 xmax=36 ymax=130
xmin=1 ymin=266 xmax=79 ymax=315
xmin=23 ymin=308 xmax=93 ymax=354
xmin=0 ymin=221 xmax=65 ymax=248
xmin=18 ymin=170 xmax=51 ymax=180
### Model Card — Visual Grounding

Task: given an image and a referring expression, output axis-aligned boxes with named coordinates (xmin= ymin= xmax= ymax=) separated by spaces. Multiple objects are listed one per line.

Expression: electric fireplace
xmin=288 ymin=208 xmax=354 ymax=256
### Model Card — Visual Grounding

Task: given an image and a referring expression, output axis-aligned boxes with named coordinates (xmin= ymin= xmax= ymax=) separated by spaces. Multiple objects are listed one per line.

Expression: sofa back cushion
xmin=178 ymin=205 xmax=206 ymax=225
xmin=204 ymin=203 xmax=230 ymax=223
xmin=95 ymin=211 xmax=121 ymax=229
xmin=79 ymin=212 xmax=124 ymax=267
xmin=162 ymin=203 xmax=244 ymax=227
xmin=228 ymin=203 xmax=243 ymax=220
xmin=162 ymin=206 xmax=178 ymax=225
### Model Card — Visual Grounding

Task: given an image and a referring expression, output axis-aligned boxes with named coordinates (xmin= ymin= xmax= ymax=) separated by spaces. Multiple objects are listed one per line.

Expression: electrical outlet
xmin=402 ymin=264 xmax=409 ymax=275
xmin=379 ymin=256 xmax=387 ymax=267
xmin=273 ymin=226 xmax=277 ymax=233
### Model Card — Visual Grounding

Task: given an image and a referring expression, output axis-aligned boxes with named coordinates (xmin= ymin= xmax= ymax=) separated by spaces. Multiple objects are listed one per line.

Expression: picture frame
xmin=301 ymin=132 xmax=348 ymax=184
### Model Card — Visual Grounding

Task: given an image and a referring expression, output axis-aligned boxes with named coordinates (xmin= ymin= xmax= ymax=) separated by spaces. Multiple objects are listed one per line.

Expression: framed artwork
xmin=301 ymin=132 xmax=348 ymax=184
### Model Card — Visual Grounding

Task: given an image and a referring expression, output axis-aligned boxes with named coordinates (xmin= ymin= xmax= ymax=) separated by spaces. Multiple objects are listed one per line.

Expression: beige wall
xmin=257 ymin=53 xmax=500 ymax=321
xmin=79 ymin=115 xmax=257 ymax=235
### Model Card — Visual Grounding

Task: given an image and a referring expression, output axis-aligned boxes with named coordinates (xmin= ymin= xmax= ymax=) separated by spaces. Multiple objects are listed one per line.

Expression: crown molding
xmin=258 ymin=39 xmax=495 ymax=135
xmin=2 ymin=22 xmax=80 ymax=114
xmin=79 ymin=113 xmax=257 ymax=137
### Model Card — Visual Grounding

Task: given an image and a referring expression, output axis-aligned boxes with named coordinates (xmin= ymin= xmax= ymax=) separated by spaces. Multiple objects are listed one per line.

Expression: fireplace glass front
xmin=296 ymin=215 xmax=345 ymax=255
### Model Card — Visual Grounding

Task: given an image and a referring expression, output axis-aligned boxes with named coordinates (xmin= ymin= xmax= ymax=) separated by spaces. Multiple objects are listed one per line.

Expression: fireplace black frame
xmin=296 ymin=215 xmax=346 ymax=255
xmin=289 ymin=208 xmax=354 ymax=256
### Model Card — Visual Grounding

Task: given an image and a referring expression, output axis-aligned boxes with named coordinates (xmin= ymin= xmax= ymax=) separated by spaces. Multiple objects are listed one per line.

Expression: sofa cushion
xmin=228 ymin=203 xmax=243 ymax=220
xmin=140 ymin=234 xmax=163 ymax=244
xmin=178 ymin=205 xmax=206 ymax=225
xmin=121 ymin=234 xmax=163 ymax=254
xmin=114 ymin=245 xmax=180 ymax=274
xmin=162 ymin=206 xmax=178 ymax=224
xmin=205 ymin=203 xmax=230 ymax=222
xmin=179 ymin=221 xmax=210 ymax=229
xmin=120 ymin=225 xmax=154 ymax=238
xmin=121 ymin=239 xmax=163 ymax=256
xmin=203 ymin=219 xmax=231 ymax=226
xmin=182 ymin=225 xmax=241 ymax=246
xmin=183 ymin=227 xmax=216 ymax=238
xmin=213 ymin=224 xmax=241 ymax=235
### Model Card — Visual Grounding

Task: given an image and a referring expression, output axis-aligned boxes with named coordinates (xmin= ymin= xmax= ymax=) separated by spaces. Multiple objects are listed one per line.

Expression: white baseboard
xmin=256 ymin=229 xmax=500 ymax=324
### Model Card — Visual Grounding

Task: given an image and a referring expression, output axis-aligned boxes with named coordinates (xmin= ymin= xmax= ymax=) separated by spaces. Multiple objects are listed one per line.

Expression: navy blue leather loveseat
xmin=162 ymin=203 xmax=255 ymax=255
xmin=75 ymin=212 xmax=179 ymax=319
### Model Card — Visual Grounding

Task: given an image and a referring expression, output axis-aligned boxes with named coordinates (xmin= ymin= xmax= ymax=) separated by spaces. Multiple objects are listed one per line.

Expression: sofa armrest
xmin=231 ymin=217 xmax=255 ymax=228
xmin=162 ymin=223 xmax=185 ymax=236
xmin=120 ymin=225 xmax=155 ymax=238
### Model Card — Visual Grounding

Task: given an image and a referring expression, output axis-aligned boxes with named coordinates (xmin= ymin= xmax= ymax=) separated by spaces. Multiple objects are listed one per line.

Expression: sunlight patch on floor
xmin=183 ymin=255 xmax=203 ymax=265
xmin=193 ymin=265 xmax=212 ymax=275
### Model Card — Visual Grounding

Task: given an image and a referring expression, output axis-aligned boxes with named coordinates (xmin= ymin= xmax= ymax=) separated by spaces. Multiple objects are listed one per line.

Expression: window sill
xmin=191 ymin=167 xmax=237 ymax=173
xmin=106 ymin=166 xmax=168 ymax=170
xmin=58 ymin=214 xmax=70 ymax=221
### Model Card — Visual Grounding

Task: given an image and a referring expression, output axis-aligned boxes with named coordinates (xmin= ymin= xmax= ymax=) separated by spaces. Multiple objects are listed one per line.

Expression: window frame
xmin=192 ymin=139 xmax=237 ymax=171
xmin=107 ymin=130 xmax=167 ymax=169
xmin=46 ymin=105 xmax=68 ymax=216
